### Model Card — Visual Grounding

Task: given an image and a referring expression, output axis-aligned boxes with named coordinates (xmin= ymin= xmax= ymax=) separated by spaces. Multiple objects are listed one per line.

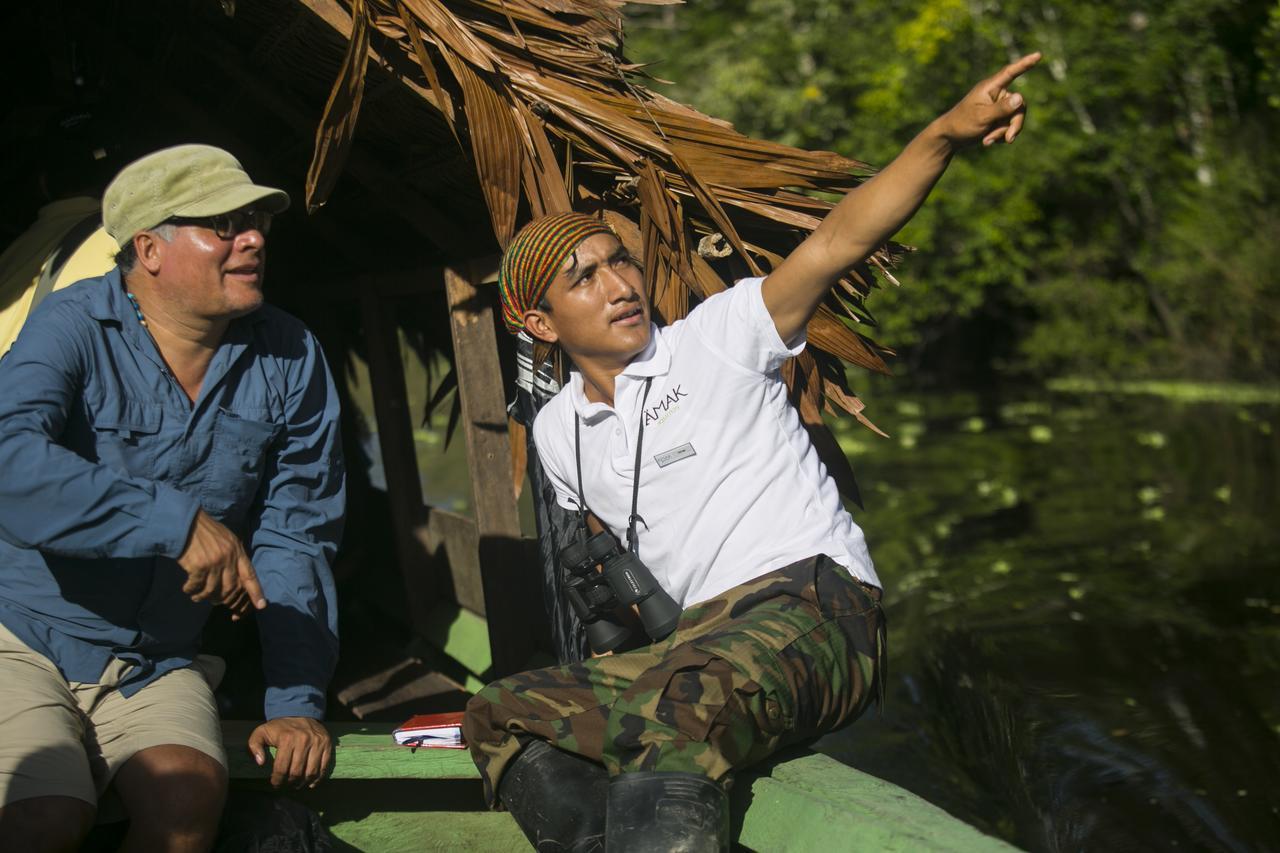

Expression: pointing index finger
xmin=988 ymin=52 xmax=1042 ymax=93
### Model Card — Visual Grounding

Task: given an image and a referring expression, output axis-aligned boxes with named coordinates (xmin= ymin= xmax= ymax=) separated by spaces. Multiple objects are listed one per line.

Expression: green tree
xmin=626 ymin=0 xmax=1280 ymax=381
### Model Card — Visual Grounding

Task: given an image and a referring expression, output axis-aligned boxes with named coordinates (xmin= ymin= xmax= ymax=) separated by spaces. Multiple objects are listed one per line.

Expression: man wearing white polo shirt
xmin=464 ymin=54 xmax=1040 ymax=852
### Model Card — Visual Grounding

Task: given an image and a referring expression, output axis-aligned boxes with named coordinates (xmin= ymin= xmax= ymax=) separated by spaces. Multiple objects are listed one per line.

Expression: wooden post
xmin=360 ymin=292 xmax=438 ymax=637
xmin=444 ymin=259 xmax=543 ymax=678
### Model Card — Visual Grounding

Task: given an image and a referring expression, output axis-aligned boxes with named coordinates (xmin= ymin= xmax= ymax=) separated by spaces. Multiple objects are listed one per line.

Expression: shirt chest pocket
xmin=88 ymin=399 xmax=165 ymax=480
xmin=201 ymin=410 xmax=280 ymax=522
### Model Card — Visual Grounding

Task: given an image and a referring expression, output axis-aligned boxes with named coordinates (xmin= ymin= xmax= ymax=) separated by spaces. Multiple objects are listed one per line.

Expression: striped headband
xmin=498 ymin=212 xmax=616 ymax=334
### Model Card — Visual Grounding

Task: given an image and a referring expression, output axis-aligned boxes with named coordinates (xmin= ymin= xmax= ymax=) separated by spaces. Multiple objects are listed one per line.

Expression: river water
xmin=818 ymin=385 xmax=1280 ymax=852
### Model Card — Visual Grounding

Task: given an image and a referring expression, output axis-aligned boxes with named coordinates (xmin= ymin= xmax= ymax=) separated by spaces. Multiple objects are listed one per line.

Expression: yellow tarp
xmin=0 ymin=197 xmax=117 ymax=356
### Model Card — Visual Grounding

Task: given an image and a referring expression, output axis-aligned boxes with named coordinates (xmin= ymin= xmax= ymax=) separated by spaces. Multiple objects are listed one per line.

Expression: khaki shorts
xmin=0 ymin=621 xmax=227 ymax=809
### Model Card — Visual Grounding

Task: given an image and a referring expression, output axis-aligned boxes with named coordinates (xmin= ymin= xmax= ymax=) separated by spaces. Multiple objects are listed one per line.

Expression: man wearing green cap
xmin=465 ymin=55 xmax=1041 ymax=851
xmin=0 ymin=144 xmax=345 ymax=851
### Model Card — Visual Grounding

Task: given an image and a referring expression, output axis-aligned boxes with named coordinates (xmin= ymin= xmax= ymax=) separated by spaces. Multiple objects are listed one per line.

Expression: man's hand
xmin=176 ymin=508 xmax=267 ymax=619
xmin=935 ymin=52 xmax=1041 ymax=148
xmin=247 ymin=717 xmax=333 ymax=789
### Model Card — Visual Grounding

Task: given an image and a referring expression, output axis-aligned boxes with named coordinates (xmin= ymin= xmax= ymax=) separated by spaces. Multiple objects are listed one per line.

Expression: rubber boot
xmin=497 ymin=739 xmax=608 ymax=852
xmin=605 ymin=771 xmax=730 ymax=853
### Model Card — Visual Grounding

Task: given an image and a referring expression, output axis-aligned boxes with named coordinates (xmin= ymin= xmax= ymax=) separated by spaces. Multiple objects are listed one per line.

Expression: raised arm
xmin=762 ymin=53 xmax=1042 ymax=344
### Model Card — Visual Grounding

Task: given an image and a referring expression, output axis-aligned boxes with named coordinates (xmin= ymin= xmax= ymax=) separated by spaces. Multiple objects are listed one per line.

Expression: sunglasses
xmin=167 ymin=208 xmax=273 ymax=240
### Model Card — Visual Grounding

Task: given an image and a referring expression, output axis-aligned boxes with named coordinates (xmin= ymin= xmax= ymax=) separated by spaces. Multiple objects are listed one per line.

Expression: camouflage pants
xmin=463 ymin=555 xmax=886 ymax=808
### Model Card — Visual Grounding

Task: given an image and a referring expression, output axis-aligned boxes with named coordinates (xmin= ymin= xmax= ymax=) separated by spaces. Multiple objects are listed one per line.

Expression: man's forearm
xmin=0 ymin=425 xmax=200 ymax=558
xmin=809 ymin=120 xmax=954 ymax=274
xmin=762 ymin=121 xmax=955 ymax=342
xmin=761 ymin=54 xmax=1037 ymax=344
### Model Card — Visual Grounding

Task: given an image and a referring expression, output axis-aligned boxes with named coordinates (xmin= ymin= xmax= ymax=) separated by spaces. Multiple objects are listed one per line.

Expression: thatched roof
xmin=300 ymin=0 xmax=900 ymax=463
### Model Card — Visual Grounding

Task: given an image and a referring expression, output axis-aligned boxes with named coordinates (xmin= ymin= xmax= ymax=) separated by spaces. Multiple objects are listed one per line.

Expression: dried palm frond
xmin=305 ymin=0 xmax=903 ymax=496
xmin=305 ymin=0 xmax=372 ymax=212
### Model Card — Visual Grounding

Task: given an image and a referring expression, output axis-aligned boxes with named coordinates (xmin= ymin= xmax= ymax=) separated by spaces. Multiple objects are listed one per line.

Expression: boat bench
xmin=222 ymin=720 xmax=478 ymax=782
xmin=222 ymin=720 xmax=528 ymax=851
xmin=221 ymin=720 xmax=1019 ymax=852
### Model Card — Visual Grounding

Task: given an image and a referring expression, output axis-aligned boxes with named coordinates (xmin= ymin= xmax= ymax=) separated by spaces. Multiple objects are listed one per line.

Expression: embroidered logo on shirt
xmin=642 ymin=384 xmax=688 ymax=427
xmin=654 ymin=443 xmax=696 ymax=468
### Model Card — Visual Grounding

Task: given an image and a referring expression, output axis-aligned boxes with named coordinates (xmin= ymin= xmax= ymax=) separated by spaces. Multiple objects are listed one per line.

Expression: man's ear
xmin=134 ymin=232 xmax=164 ymax=275
xmin=524 ymin=308 xmax=558 ymax=344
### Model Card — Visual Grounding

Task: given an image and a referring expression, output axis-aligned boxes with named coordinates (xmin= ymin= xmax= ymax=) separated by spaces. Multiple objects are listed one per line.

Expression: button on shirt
xmin=532 ymin=278 xmax=878 ymax=609
xmin=0 ymin=269 xmax=345 ymax=720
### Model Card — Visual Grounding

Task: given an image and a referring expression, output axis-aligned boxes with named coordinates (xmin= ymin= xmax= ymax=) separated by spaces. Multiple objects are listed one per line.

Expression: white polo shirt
xmin=531 ymin=277 xmax=878 ymax=608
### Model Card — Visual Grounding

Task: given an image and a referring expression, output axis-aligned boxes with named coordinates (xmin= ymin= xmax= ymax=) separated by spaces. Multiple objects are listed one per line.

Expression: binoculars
xmin=560 ymin=530 xmax=682 ymax=654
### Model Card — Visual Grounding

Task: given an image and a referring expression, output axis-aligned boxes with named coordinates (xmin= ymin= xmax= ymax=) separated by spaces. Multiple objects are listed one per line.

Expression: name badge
xmin=654 ymin=442 xmax=696 ymax=468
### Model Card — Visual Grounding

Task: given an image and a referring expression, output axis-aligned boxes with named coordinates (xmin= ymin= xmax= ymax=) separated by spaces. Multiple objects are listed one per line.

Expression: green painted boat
xmin=224 ymin=721 xmax=1019 ymax=851
xmin=224 ymin=607 xmax=1018 ymax=852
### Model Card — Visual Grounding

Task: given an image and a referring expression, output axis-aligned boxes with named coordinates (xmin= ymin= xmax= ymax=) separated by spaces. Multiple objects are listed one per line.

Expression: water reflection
xmin=820 ymin=389 xmax=1280 ymax=851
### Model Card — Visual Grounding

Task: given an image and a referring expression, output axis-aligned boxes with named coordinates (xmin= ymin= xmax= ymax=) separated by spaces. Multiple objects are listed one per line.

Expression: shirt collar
xmin=620 ymin=325 xmax=669 ymax=379
xmin=86 ymin=268 xmax=164 ymax=368
xmin=88 ymin=267 xmax=128 ymax=323
xmin=568 ymin=324 xmax=669 ymax=420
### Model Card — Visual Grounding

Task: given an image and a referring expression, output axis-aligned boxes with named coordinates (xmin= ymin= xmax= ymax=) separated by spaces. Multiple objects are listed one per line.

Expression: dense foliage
xmin=626 ymin=0 xmax=1280 ymax=382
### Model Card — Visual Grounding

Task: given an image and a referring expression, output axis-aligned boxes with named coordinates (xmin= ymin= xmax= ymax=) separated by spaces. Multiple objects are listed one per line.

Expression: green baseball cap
xmin=102 ymin=144 xmax=290 ymax=246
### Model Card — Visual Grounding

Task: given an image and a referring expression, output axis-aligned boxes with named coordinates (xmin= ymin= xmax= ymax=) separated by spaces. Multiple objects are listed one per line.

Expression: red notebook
xmin=393 ymin=711 xmax=467 ymax=748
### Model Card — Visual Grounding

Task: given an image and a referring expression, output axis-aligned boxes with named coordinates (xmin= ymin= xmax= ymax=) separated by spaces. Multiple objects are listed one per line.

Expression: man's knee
xmin=0 ymin=795 xmax=96 ymax=853
xmin=114 ymin=744 xmax=227 ymax=842
xmin=462 ymin=688 xmax=500 ymax=745
xmin=462 ymin=671 xmax=561 ymax=746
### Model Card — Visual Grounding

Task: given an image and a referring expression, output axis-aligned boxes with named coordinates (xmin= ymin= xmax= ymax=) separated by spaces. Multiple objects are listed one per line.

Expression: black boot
xmin=497 ymin=739 xmax=608 ymax=852
xmin=605 ymin=771 xmax=729 ymax=853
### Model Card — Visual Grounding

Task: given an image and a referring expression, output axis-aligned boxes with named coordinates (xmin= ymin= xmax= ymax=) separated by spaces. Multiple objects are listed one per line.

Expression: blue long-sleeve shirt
xmin=0 ymin=268 xmax=345 ymax=720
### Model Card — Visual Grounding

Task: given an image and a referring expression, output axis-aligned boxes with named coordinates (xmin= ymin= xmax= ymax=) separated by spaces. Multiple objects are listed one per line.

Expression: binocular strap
xmin=573 ymin=377 xmax=654 ymax=555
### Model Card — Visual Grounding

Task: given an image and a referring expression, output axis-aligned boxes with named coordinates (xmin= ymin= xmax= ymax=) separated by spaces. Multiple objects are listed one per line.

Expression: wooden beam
xmin=222 ymin=725 xmax=1020 ymax=852
xmin=422 ymin=508 xmax=484 ymax=615
xmin=360 ymin=291 xmax=440 ymax=639
xmin=444 ymin=259 xmax=546 ymax=677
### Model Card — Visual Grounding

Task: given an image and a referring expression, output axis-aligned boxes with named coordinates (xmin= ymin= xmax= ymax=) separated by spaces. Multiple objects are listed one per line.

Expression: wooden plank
xmin=733 ymin=751 xmax=1019 ymax=852
xmin=222 ymin=722 xmax=1019 ymax=852
xmin=361 ymin=293 xmax=438 ymax=638
xmin=443 ymin=259 xmax=547 ymax=677
xmin=422 ymin=508 xmax=483 ymax=615
xmin=323 ymin=809 xmax=525 ymax=852
xmin=222 ymin=721 xmax=478 ymax=780
xmin=442 ymin=261 xmax=513 ymax=541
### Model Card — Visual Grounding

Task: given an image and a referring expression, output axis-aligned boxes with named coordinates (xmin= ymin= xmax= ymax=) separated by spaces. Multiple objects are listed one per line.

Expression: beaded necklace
xmin=124 ymin=289 xmax=148 ymax=328
xmin=122 ymin=285 xmax=184 ymax=394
